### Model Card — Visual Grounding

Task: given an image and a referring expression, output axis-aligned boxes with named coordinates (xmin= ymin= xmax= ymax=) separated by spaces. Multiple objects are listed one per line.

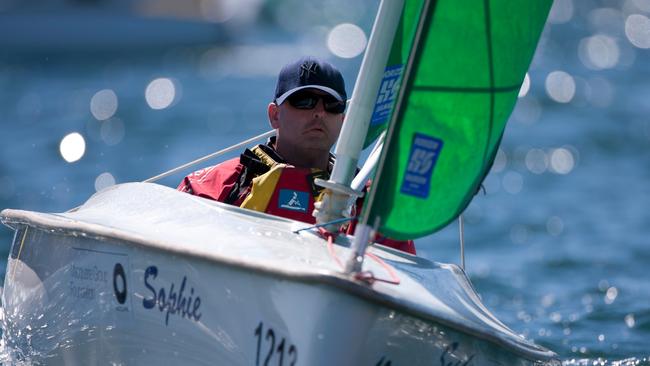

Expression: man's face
xmin=269 ymin=89 xmax=345 ymax=153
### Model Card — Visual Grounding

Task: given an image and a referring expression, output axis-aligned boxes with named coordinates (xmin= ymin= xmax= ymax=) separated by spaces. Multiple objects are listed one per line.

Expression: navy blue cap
xmin=274 ymin=56 xmax=347 ymax=105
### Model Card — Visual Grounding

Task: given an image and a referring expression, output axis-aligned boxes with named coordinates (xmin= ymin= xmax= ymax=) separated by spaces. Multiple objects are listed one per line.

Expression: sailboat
xmin=1 ymin=0 xmax=559 ymax=365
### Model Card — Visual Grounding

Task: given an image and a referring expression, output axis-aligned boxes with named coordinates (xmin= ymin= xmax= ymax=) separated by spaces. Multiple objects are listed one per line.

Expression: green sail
xmin=365 ymin=0 xmax=552 ymax=240
xmin=364 ymin=0 xmax=425 ymax=147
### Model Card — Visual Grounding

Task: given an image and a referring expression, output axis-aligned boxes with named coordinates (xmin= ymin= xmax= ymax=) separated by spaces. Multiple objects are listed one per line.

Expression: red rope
xmin=318 ymin=228 xmax=400 ymax=286
xmin=320 ymin=227 xmax=344 ymax=269
xmin=362 ymin=253 xmax=401 ymax=285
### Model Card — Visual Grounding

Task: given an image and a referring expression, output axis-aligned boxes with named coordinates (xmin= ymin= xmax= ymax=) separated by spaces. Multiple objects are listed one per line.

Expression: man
xmin=178 ymin=56 xmax=415 ymax=254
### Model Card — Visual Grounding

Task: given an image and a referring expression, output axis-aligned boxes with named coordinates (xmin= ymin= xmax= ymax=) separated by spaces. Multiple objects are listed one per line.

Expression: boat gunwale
xmin=0 ymin=207 xmax=558 ymax=362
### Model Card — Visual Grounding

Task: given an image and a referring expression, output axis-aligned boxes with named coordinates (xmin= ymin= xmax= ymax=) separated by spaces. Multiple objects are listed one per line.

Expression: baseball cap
xmin=274 ymin=56 xmax=347 ymax=105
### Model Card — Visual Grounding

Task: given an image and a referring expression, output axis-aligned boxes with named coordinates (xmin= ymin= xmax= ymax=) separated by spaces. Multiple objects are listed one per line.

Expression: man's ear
xmin=268 ymin=102 xmax=280 ymax=129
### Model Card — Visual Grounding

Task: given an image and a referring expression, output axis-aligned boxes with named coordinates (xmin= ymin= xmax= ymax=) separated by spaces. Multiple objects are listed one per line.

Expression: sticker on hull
xmin=70 ymin=247 xmax=132 ymax=313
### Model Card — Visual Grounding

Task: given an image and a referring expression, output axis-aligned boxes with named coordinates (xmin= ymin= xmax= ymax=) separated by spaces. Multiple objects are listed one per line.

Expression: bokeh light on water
xmin=145 ymin=77 xmax=178 ymax=110
xmin=94 ymin=172 xmax=116 ymax=192
xmin=625 ymin=14 xmax=650 ymax=49
xmin=549 ymin=148 xmax=575 ymax=175
xmin=578 ymin=34 xmax=620 ymax=70
xmin=604 ymin=287 xmax=618 ymax=305
xmin=545 ymin=70 xmax=576 ymax=103
xmin=525 ymin=148 xmax=548 ymax=174
xmin=90 ymin=89 xmax=118 ymax=121
xmin=327 ymin=23 xmax=367 ymax=58
xmin=59 ymin=132 xmax=86 ymax=163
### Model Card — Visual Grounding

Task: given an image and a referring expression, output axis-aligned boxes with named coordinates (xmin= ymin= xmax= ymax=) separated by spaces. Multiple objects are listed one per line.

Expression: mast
xmin=346 ymin=0 xmax=435 ymax=273
xmin=313 ymin=0 xmax=404 ymax=227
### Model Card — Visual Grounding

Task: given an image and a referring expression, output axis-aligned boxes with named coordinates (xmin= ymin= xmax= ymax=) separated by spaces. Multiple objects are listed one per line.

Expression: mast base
xmin=312 ymin=179 xmax=363 ymax=231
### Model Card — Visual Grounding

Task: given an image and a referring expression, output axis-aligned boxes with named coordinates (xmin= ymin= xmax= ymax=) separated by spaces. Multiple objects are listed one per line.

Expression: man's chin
xmin=300 ymin=141 xmax=331 ymax=153
xmin=302 ymin=132 xmax=331 ymax=145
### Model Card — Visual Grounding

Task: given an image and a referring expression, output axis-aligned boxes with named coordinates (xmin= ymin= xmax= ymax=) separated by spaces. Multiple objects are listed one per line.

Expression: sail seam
xmin=412 ymin=84 xmax=521 ymax=93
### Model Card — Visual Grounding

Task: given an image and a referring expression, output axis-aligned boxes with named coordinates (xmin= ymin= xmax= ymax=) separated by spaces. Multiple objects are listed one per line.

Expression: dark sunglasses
xmin=285 ymin=91 xmax=346 ymax=114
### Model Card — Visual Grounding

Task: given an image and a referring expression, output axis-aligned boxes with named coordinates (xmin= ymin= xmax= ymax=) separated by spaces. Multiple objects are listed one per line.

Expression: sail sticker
xmin=278 ymin=189 xmax=308 ymax=212
xmin=400 ymin=133 xmax=444 ymax=198
xmin=370 ymin=64 xmax=404 ymax=126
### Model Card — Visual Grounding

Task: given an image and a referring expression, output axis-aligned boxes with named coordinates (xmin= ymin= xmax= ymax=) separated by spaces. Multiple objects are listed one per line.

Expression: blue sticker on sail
xmin=401 ymin=134 xmax=444 ymax=198
xmin=278 ymin=190 xmax=308 ymax=212
xmin=370 ymin=64 xmax=404 ymax=126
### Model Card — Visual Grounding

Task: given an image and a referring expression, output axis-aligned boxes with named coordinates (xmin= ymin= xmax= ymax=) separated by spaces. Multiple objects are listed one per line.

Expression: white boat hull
xmin=1 ymin=183 xmax=558 ymax=365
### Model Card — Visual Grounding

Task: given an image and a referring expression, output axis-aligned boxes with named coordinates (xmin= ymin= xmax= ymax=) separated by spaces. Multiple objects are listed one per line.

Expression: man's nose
xmin=312 ymin=98 xmax=326 ymax=116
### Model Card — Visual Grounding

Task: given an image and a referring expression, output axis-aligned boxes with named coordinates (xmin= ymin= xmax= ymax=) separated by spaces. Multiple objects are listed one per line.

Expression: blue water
xmin=1 ymin=1 xmax=649 ymax=364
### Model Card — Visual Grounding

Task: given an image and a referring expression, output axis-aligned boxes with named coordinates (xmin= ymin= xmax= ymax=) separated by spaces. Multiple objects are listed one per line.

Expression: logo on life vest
xmin=278 ymin=189 xmax=309 ymax=213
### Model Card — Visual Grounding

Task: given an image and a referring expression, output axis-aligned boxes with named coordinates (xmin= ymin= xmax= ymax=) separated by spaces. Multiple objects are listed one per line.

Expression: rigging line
xmin=362 ymin=252 xmax=401 ymax=285
xmin=359 ymin=0 xmax=439 ymax=228
xmin=143 ymin=129 xmax=276 ymax=183
xmin=412 ymin=84 xmax=521 ymax=93
xmin=292 ymin=216 xmax=356 ymax=234
xmin=481 ymin=0 xmax=496 ymax=166
xmin=459 ymin=214 xmax=465 ymax=270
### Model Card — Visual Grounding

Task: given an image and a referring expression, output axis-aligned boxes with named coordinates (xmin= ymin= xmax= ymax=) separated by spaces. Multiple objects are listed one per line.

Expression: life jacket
xmin=178 ymin=158 xmax=245 ymax=203
xmin=179 ymin=142 xmax=416 ymax=254
xmin=239 ymin=146 xmax=329 ymax=224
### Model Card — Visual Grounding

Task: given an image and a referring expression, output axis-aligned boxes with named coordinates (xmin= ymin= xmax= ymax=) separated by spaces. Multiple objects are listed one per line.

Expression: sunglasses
xmin=285 ymin=91 xmax=346 ymax=114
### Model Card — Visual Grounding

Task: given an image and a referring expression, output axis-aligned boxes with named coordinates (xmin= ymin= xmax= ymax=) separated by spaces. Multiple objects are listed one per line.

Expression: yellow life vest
xmin=240 ymin=147 xmax=328 ymax=223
